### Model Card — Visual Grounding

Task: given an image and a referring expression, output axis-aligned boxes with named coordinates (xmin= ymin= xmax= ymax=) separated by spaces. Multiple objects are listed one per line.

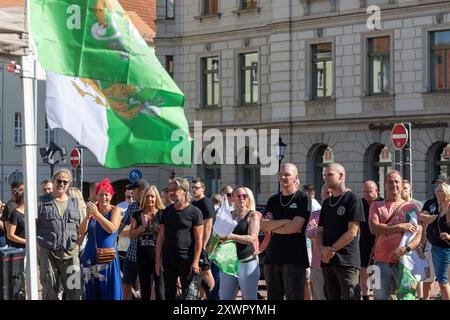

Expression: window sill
xmin=232 ymin=7 xmax=261 ymax=17
xmin=236 ymin=103 xmax=259 ymax=108
xmin=194 ymin=13 xmax=222 ymax=22
xmin=306 ymin=96 xmax=336 ymax=103
xmin=361 ymin=94 xmax=395 ymax=100
xmin=422 ymin=90 xmax=450 ymax=95
xmin=155 ymin=17 xmax=175 ymax=21
xmin=196 ymin=104 xmax=221 ymax=110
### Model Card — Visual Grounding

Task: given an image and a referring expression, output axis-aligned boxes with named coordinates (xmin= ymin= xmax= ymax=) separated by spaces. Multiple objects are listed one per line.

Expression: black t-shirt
xmin=160 ymin=204 xmax=203 ymax=262
xmin=1 ymin=200 xmax=16 ymax=222
xmin=319 ymin=191 xmax=365 ymax=269
xmin=8 ymin=209 xmax=25 ymax=248
xmin=132 ymin=209 xmax=162 ymax=249
xmin=360 ymin=197 xmax=383 ymax=251
xmin=0 ymin=200 xmax=13 ymax=246
xmin=264 ymin=190 xmax=310 ymax=266
xmin=192 ymin=197 xmax=216 ymax=221
xmin=423 ymin=197 xmax=438 ymax=215
xmin=423 ymin=197 xmax=439 ymax=241
xmin=427 ymin=213 xmax=450 ymax=248
xmin=192 ymin=197 xmax=216 ymax=248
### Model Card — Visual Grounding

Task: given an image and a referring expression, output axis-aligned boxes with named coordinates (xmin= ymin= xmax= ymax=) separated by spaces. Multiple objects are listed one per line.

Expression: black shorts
xmin=199 ymin=249 xmax=211 ymax=271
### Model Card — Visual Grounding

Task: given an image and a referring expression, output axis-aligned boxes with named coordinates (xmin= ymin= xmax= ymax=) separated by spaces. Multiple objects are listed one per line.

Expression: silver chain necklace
xmin=329 ymin=189 xmax=348 ymax=207
xmin=280 ymin=190 xmax=298 ymax=207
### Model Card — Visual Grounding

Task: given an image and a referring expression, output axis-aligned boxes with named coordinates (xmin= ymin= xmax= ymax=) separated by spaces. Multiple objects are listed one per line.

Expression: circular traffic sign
xmin=129 ymin=169 xmax=143 ymax=182
xmin=70 ymin=148 xmax=81 ymax=168
xmin=391 ymin=123 xmax=408 ymax=150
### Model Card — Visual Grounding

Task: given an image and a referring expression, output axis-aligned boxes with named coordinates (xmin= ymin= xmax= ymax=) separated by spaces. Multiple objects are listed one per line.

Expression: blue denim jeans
xmin=431 ymin=246 xmax=450 ymax=285
xmin=208 ymin=261 xmax=221 ymax=300
xmin=373 ymin=261 xmax=399 ymax=300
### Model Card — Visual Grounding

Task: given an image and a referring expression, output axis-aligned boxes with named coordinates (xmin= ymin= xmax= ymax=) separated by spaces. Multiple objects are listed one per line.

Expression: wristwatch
xmin=405 ymin=245 xmax=411 ymax=253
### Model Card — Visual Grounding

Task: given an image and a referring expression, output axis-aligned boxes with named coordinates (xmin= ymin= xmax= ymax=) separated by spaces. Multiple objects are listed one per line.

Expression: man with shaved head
xmin=359 ymin=180 xmax=383 ymax=300
xmin=260 ymin=163 xmax=310 ymax=300
xmin=317 ymin=163 xmax=365 ymax=300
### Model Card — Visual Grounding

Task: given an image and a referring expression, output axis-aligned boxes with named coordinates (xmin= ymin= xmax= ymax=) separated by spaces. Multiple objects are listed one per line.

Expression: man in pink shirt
xmin=369 ymin=170 xmax=422 ymax=300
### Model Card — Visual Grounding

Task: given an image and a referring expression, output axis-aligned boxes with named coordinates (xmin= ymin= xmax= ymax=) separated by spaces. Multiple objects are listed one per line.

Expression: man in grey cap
xmin=156 ymin=177 xmax=204 ymax=300
xmin=119 ymin=178 xmax=149 ymax=299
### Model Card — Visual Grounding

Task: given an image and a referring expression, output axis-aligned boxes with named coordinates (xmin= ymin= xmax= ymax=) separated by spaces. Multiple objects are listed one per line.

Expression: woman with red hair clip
xmin=78 ymin=178 xmax=123 ymax=300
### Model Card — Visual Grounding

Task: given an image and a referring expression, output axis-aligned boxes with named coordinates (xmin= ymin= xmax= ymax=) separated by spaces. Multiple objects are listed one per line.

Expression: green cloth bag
xmin=209 ymin=239 xmax=238 ymax=276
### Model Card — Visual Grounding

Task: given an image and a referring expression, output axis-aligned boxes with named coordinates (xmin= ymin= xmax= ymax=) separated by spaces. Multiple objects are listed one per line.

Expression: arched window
xmin=307 ymin=144 xmax=329 ymax=193
xmin=236 ymin=147 xmax=261 ymax=203
xmin=364 ymin=143 xmax=392 ymax=198
xmin=427 ymin=141 xmax=450 ymax=197
xmin=198 ymin=148 xmax=221 ymax=198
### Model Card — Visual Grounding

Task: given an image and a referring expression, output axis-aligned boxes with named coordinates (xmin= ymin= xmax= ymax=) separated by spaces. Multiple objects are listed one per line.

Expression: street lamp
xmin=275 ymin=137 xmax=287 ymax=193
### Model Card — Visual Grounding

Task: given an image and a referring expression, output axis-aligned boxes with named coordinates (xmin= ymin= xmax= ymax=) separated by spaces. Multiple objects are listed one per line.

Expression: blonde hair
xmin=139 ymin=185 xmax=165 ymax=211
xmin=385 ymin=170 xmax=402 ymax=182
xmin=436 ymin=183 xmax=450 ymax=212
xmin=233 ymin=186 xmax=256 ymax=211
xmin=53 ymin=169 xmax=72 ymax=181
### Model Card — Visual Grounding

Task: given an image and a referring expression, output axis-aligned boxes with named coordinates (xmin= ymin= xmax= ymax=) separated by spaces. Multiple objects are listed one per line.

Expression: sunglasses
xmin=191 ymin=186 xmax=202 ymax=190
xmin=236 ymin=194 xmax=248 ymax=200
xmin=226 ymin=193 xmax=232 ymax=197
xmin=56 ymin=179 xmax=69 ymax=186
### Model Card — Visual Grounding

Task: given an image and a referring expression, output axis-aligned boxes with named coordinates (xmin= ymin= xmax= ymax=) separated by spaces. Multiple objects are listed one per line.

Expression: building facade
xmin=155 ymin=0 xmax=450 ymax=203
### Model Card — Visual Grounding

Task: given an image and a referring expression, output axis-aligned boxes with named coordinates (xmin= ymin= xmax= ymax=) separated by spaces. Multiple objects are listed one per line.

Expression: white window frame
xmin=45 ymin=119 xmax=56 ymax=145
xmin=360 ymin=30 xmax=394 ymax=96
xmin=304 ymin=37 xmax=336 ymax=101
xmin=237 ymin=51 xmax=260 ymax=106
xmin=166 ymin=0 xmax=175 ymax=19
xmin=199 ymin=55 xmax=221 ymax=107
xmin=14 ymin=112 xmax=22 ymax=146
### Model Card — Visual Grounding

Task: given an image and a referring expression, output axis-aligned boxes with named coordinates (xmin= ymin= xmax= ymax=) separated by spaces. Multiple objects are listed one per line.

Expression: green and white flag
xmin=397 ymin=209 xmax=427 ymax=300
xmin=30 ymin=0 xmax=192 ymax=167
xmin=46 ymin=72 xmax=192 ymax=168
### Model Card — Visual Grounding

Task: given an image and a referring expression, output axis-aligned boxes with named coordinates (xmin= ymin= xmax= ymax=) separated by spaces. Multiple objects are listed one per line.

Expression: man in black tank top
xmin=260 ymin=163 xmax=310 ymax=300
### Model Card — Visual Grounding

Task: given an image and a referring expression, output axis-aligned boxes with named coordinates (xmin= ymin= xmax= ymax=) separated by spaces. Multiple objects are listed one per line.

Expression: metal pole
xmin=394 ymin=149 xmax=403 ymax=177
xmin=20 ymin=55 xmax=39 ymax=300
xmin=79 ymin=148 xmax=83 ymax=192
xmin=277 ymin=157 xmax=282 ymax=193
xmin=403 ymin=122 xmax=412 ymax=185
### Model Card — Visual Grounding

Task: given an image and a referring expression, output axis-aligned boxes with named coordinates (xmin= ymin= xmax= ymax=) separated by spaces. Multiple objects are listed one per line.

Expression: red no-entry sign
xmin=70 ymin=148 xmax=81 ymax=168
xmin=391 ymin=123 xmax=409 ymax=150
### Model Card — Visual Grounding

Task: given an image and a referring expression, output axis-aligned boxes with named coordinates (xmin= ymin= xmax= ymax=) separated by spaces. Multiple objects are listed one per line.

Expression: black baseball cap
xmin=126 ymin=179 xmax=149 ymax=190
xmin=432 ymin=175 xmax=447 ymax=184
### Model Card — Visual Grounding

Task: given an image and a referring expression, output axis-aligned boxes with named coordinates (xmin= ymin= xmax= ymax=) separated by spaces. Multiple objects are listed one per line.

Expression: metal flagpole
xmin=21 ymin=0 xmax=39 ymax=300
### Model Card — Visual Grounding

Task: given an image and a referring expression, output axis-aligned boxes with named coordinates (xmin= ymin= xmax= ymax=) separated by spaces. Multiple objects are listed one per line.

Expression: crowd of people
xmin=0 ymin=163 xmax=449 ymax=300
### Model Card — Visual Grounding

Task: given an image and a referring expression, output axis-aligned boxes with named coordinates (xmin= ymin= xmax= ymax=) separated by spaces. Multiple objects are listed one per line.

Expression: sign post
xmin=403 ymin=123 xmax=412 ymax=184
xmin=70 ymin=148 xmax=82 ymax=190
xmin=391 ymin=122 xmax=412 ymax=183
